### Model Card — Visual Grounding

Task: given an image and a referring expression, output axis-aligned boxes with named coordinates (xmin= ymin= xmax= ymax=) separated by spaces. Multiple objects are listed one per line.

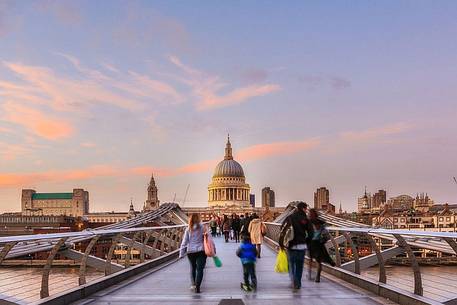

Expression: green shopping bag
xmin=274 ymin=249 xmax=288 ymax=273
xmin=213 ymin=255 xmax=222 ymax=268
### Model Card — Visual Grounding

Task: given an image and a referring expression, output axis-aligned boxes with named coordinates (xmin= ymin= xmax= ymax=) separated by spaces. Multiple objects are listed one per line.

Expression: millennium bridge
xmin=0 ymin=203 xmax=456 ymax=305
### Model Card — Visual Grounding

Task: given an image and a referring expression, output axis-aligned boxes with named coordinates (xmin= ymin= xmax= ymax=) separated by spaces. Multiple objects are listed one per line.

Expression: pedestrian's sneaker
xmin=190 ymin=285 xmax=196 ymax=290
xmin=240 ymin=282 xmax=251 ymax=292
xmin=251 ymin=283 xmax=257 ymax=292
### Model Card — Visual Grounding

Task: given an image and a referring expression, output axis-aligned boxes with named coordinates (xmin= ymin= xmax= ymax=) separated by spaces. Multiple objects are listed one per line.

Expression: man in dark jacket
xmin=279 ymin=201 xmax=313 ymax=290
xmin=240 ymin=213 xmax=251 ymax=236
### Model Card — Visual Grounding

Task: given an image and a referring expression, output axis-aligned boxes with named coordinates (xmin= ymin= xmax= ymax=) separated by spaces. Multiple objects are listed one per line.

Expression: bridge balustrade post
xmin=328 ymin=234 xmax=341 ymax=267
xmin=0 ymin=241 xmax=18 ymax=265
xmin=365 ymin=233 xmax=386 ymax=283
xmin=125 ymin=231 xmax=141 ymax=268
xmin=343 ymin=232 xmax=360 ymax=274
xmin=105 ymin=233 xmax=122 ymax=276
xmin=40 ymin=237 xmax=68 ymax=299
xmin=394 ymin=234 xmax=423 ymax=296
xmin=79 ymin=235 xmax=100 ymax=285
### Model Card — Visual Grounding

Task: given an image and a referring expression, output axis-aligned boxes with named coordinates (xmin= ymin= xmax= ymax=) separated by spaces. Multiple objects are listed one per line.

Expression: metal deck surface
xmin=73 ymin=236 xmax=382 ymax=305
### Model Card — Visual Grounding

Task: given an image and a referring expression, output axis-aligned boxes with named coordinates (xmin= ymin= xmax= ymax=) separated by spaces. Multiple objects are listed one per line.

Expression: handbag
xmin=204 ymin=233 xmax=216 ymax=257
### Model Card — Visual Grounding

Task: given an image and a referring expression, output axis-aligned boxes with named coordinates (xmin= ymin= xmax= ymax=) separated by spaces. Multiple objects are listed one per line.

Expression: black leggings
xmin=187 ymin=251 xmax=207 ymax=288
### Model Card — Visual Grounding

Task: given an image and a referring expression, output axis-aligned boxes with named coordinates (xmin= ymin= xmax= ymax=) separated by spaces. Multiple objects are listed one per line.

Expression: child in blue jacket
xmin=236 ymin=234 xmax=258 ymax=291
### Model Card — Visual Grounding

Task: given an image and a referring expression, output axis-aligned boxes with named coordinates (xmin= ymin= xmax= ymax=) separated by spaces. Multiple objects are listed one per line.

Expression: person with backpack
xmin=279 ymin=202 xmax=313 ymax=291
xmin=308 ymin=208 xmax=335 ymax=282
xmin=240 ymin=213 xmax=250 ymax=237
xmin=179 ymin=213 xmax=207 ymax=293
xmin=236 ymin=234 xmax=258 ymax=291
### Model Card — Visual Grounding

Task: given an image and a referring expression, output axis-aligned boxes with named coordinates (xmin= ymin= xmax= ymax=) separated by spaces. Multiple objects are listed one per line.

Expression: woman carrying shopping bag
xmin=179 ymin=213 xmax=207 ymax=293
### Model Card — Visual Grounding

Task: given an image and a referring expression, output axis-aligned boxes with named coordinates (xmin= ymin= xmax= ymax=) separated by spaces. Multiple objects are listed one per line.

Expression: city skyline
xmin=1 ymin=1 xmax=457 ymax=212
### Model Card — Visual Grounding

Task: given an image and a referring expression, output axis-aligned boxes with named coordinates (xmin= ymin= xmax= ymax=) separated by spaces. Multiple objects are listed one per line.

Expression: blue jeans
xmin=287 ymin=249 xmax=305 ymax=288
xmin=242 ymin=262 xmax=257 ymax=287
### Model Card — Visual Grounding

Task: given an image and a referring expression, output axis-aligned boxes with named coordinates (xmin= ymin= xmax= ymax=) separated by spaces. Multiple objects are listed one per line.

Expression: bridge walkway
xmin=73 ymin=236 xmax=385 ymax=305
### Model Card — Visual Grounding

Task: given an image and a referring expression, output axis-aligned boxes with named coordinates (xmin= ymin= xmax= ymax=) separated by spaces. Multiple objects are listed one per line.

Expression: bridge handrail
xmin=264 ymin=222 xmax=457 ymax=239
xmin=0 ymin=224 xmax=187 ymax=244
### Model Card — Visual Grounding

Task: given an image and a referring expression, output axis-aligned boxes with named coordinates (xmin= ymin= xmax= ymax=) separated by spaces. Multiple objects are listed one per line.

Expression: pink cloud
xmin=237 ymin=138 xmax=321 ymax=162
xmin=168 ymin=55 xmax=281 ymax=110
xmin=3 ymin=102 xmax=73 ymax=140
xmin=0 ymin=165 xmax=119 ymax=187
xmin=340 ymin=122 xmax=413 ymax=142
xmin=198 ymin=84 xmax=281 ymax=110
xmin=0 ymin=137 xmax=320 ymax=187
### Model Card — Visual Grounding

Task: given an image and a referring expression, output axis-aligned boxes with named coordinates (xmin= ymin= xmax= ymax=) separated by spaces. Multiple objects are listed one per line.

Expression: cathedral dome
xmin=208 ymin=135 xmax=250 ymax=207
xmin=212 ymin=135 xmax=245 ymax=178
xmin=213 ymin=159 xmax=245 ymax=178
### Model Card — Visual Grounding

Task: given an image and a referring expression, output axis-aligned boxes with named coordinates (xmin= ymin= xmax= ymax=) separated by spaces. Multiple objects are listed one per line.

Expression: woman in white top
xmin=180 ymin=213 xmax=207 ymax=293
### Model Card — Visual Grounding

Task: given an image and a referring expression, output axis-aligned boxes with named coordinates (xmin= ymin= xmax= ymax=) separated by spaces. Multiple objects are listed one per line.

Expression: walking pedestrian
xmin=279 ymin=202 xmax=313 ymax=291
xmin=232 ymin=214 xmax=241 ymax=243
xmin=248 ymin=213 xmax=266 ymax=258
xmin=210 ymin=216 xmax=217 ymax=237
xmin=222 ymin=215 xmax=231 ymax=242
xmin=240 ymin=213 xmax=250 ymax=237
xmin=179 ymin=213 xmax=207 ymax=293
xmin=308 ymin=209 xmax=335 ymax=282
xmin=236 ymin=234 xmax=258 ymax=291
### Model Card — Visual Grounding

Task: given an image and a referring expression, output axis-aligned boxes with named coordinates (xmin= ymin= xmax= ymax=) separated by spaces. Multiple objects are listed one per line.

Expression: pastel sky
xmin=1 ymin=1 xmax=456 ymax=212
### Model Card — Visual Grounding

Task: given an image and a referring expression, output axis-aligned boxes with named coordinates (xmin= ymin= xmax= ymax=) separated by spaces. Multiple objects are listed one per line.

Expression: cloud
xmin=0 ymin=136 xmax=321 ymax=187
xmin=340 ymin=122 xmax=413 ymax=142
xmin=237 ymin=138 xmax=321 ymax=162
xmin=169 ymin=55 xmax=281 ymax=110
xmin=0 ymin=55 xmax=188 ymax=143
xmin=0 ymin=165 xmax=120 ymax=188
xmin=2 ymin=102 xmax=74 ymax=140
xmin=198 ymin=84 xmax=281 ymax=110
xmin=1 ymin=55 xmax=185 ymax=114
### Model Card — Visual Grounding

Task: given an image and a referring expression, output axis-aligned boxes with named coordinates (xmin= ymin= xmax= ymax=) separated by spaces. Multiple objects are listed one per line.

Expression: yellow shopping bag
xmin=274 ymin=249 xmax=288 ymax=273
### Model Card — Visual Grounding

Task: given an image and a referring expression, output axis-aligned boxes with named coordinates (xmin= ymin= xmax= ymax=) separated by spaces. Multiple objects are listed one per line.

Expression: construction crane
xmin=182 ymin=184 xmax=190 ymax=206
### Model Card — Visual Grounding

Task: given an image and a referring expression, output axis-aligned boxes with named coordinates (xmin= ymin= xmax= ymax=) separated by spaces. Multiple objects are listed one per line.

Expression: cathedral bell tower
xmin=144 ymin=173 xmax=159 ymax=211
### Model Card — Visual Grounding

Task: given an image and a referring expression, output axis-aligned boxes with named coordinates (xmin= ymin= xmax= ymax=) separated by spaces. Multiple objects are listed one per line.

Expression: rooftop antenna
xmin=172 ymin=193 xmax=176 ymax=203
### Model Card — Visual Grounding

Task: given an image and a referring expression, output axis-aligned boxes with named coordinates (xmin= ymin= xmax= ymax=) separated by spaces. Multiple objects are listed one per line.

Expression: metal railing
xmin=0 ymin=203 xmax=188 ymax=304
xmin=264 ymin=221 xmax=457 ymax=305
